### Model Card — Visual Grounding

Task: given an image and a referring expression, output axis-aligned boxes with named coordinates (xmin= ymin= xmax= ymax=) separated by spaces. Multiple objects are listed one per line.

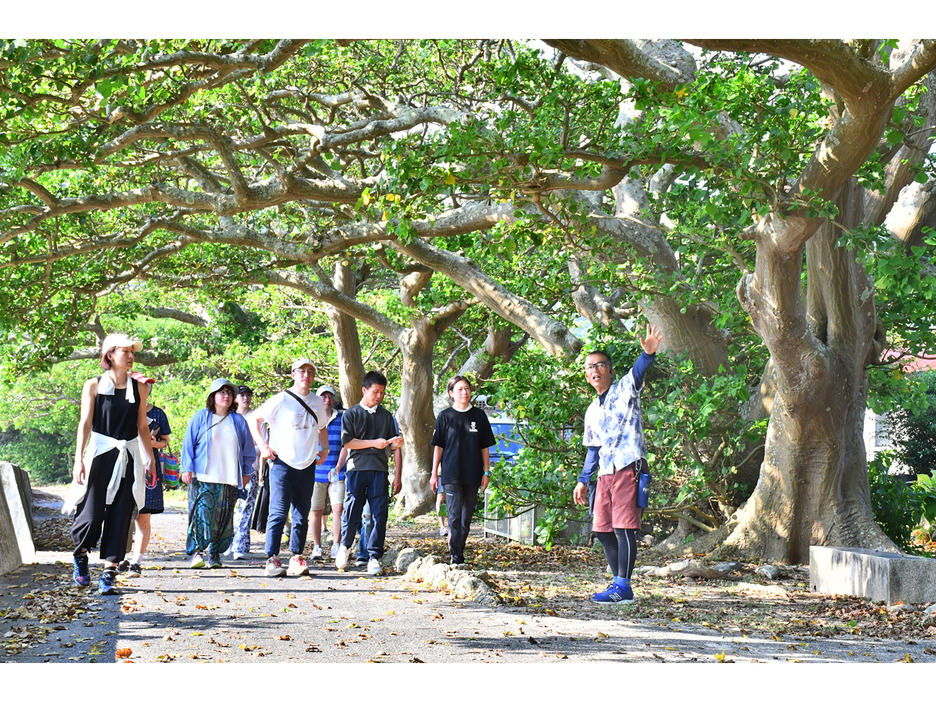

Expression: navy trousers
xmin=342 ymin=470 xmax=389 ymax=560
xmin=264 ymin=458 xmax=316 ymax=557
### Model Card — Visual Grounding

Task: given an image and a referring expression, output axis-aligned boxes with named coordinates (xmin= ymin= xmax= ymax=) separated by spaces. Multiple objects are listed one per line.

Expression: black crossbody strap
xmin=194 ymin=412 xmax=228 ymax=447
xmin=284 ymin=390 xmax=318 ymax=425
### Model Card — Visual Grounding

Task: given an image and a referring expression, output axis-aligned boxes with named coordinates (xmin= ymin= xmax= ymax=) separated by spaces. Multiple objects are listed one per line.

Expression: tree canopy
xmin=2 ymin=38 xmax=935 ymax=561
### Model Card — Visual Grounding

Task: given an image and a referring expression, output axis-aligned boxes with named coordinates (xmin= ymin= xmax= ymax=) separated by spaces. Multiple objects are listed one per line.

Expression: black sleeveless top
xmin=92 ymin=376 xmax=141 ymax=441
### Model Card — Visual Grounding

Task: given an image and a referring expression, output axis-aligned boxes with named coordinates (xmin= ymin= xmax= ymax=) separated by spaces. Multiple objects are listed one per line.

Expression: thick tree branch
xmin=255 ymin=268 xmax=406 ymax=346
xmin=143 ymin=306 xmax=211 ymax=327
xmin=544 ymin=40 xmax=696 ymax=92
xmin=391 ymin=237 xmax=582 ymax=358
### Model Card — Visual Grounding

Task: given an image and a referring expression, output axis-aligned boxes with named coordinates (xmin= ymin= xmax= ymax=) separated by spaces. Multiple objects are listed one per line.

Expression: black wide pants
xmin=71 ymin=449 xmax=137 ymax=563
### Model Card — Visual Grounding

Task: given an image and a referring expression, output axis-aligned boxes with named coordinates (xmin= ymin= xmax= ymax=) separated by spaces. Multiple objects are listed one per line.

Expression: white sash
xmin=62 ymin=432 xmax=150 ymax=515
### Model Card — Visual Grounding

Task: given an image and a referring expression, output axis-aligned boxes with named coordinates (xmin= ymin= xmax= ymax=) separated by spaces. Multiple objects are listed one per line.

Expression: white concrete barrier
xmin=810 ymin=545 xmax=936 ymax=605
xmin=0 ymin=462 xmax=37 ymax=575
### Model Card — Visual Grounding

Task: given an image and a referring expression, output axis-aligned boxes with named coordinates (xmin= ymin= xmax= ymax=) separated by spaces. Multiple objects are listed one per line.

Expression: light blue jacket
xmin=181 ymin=409 xmax=256 ymax=481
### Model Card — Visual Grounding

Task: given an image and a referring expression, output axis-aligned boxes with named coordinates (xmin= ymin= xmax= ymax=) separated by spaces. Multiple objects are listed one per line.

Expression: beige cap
xmin=291 ymin=358 xmax=316 ymax=372
xmin=101 ymin=333 xmax=143 ymax=353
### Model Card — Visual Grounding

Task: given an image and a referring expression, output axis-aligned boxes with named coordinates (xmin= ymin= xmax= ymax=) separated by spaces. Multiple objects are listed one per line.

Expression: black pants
xmin=71 ymin=450 xmax=137 ymax=564
xmin=443 ymin=483 xmax=480 ymax=562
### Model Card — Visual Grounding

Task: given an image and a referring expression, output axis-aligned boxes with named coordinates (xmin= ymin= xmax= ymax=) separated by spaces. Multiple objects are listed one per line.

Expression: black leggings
xmin=594 ymin=528 xmax=638 ymax=580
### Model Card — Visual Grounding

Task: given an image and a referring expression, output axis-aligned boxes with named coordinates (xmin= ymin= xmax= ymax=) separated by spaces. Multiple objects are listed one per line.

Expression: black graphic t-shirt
xmin=431 ymin=406 xmax=496 ymax=487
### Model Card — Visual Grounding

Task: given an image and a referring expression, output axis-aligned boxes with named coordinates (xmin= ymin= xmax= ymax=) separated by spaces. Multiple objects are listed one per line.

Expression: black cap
xmin=237 ymin=385 xmax=253 ymax=395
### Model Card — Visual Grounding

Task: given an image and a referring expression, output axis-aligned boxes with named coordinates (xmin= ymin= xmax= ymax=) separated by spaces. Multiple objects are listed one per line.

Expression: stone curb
xmin=395 ymin=547 xmax=501 ymax=606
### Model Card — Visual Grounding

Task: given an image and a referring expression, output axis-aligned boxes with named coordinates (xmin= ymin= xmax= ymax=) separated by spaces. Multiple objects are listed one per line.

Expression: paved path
xmin=3 ymin=492 xmax=935 ymax=671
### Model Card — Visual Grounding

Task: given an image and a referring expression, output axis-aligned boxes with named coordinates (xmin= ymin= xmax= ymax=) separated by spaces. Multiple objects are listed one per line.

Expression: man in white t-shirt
xmin=250 ymin=359 xmax=329 ymax=577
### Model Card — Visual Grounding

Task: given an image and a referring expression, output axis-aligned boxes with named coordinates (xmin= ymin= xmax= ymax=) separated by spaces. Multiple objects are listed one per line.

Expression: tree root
xmin=641 ymin=558 xmax=742 ymax=581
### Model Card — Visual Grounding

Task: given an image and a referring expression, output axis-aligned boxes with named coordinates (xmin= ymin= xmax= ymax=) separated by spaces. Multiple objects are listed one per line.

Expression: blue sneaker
xmin=613 ymin=576 xmax=636 ymax=603
xmin=98 ymin=568 xmax=119 ymax=596
xmin=591 ymin=580 xmax=636 ymax=604
xmin=73 ymin=553 xmax=91 ymax=587
xmin=591 ymin=583 xmax=625 ymax=603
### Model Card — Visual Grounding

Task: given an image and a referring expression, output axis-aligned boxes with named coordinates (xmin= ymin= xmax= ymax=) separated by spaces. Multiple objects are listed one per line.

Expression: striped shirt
xmin=315 ymin=410 xmax=344 ymax=483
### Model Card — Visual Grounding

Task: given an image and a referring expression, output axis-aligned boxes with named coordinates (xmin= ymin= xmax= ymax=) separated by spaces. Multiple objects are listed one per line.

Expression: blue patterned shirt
xmin=582 ymin=352 xmax=654 ymax=476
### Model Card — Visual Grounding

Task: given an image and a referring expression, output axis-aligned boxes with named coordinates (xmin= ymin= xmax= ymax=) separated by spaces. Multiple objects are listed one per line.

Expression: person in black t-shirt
xmin=430 ymin=376 xmax=496 ymax=565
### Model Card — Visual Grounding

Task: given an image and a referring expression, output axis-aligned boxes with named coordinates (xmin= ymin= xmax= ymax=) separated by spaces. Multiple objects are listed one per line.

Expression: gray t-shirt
xmin=341 ymin=403 xmax=398 ymax=473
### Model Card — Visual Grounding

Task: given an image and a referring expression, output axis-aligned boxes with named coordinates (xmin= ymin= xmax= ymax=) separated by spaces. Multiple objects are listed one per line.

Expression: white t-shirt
xmin=243 ymin=409 xmax=266 ymax=474
xmin=255 ymin=390 xmax=327 ymax=469
xmin=200 ymin=414 xmax=240 ymax=487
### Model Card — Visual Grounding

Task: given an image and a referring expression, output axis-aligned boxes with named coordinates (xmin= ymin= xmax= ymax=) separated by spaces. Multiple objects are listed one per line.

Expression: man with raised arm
xmin=574 ymin=324 xmax=662 ymax=604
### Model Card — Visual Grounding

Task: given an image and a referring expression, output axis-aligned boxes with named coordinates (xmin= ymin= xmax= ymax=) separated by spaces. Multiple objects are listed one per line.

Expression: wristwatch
xmin=484 ymin=471 xmax=491 ymax=476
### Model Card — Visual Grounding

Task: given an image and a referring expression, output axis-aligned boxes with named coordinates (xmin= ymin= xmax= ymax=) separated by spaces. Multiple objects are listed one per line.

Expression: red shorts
xmin=592 ymin=461 xmax=644 ymax=532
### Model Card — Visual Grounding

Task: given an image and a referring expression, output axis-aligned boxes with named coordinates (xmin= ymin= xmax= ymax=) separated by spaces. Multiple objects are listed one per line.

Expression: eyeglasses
xmin=293 ymin=368 xmax=315 ymax=376
xmin=584 ymin=362 xmax=611 ymax=372
xmin=217 ymin=388 xmax=234 ymax=396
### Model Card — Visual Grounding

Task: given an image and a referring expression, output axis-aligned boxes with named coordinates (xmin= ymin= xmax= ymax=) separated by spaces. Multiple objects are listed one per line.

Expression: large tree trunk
xmin=718 ymin=361 xmax=891 ymax=563
xmin=724 ymin=183 xmax=895 ymax=563
xmin=395 ymin=303 xmax=469 ymax=515
xmin=396 ymin=317 xmax=439 ymax=516
xmin=326 ymin=258 xmax=365 ymax=407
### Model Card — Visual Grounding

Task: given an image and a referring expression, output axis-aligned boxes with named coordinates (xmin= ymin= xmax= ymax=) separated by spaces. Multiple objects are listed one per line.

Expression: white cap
xmin=316 ymin=385 xmax=336 ymax=396
xmin=291 ymin=358 xmax=316 ymax=372
xmin=101 ymin=333 xmax=143 ymax=353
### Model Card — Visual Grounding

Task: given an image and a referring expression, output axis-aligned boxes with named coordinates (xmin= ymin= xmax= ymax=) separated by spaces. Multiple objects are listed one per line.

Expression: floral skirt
xmin=186 ymin=479 xmax=238 ymax=557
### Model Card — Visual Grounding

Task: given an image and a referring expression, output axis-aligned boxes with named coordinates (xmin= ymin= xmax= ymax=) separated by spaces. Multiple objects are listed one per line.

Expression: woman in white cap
xmin=180 ymin=378 xmax=257 ymax=569
xmin=70 ymin=334 xmax=155 ymax=595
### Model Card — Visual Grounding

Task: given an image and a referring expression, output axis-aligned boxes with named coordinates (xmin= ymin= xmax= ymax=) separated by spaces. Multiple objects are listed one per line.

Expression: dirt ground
xmin=3 ymin=486 xmax=936 ymax=671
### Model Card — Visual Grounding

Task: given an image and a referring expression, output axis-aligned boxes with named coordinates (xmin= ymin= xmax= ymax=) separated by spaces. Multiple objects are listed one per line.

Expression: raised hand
xmin=640 ymin=324 xmax=663 ymax=355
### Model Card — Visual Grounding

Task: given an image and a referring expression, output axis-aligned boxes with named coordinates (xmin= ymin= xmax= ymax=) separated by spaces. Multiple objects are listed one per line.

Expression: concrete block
xmin=0 ymin=462 xmax=36 ymax=573
xmin=0 ymin=485 xmax=22 ymax=575
xmin=810 ymin=545 xmax=936 ymax=605
xmin=1 ymin=462 xmax=34 ymax=538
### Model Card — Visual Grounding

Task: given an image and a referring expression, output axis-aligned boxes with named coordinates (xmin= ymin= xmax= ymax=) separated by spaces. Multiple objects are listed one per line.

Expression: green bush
xmin=0 ymin=427 xmax=73 ymax=485
xmin=912 ymin=473 xmax=936 ymax=538
xmin=888 ymin=370 xmax=936 ymax=477
xmin=867 ymin=453 xmax=936 ymax=552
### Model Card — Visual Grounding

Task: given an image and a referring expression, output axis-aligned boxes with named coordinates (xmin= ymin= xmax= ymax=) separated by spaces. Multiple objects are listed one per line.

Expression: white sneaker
xmin=440 ymin=527 xmax=448 ymax=537
xmin=232 ymin=552 xmax=251 ymax=560
xmin=190 ymin=553 xmax=205 ymax=569
xmin=367 ymin=558 xmax=383 ymax=576
xmin=264 ymin=556 xmax=287 ymax=577
xmin=310 ymin=545 xmax=324 ymax=561
xmin=335 ymin=545 xmax=350 ymax=571
xmin=287 ymin=554 xmax=310 ymax=576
